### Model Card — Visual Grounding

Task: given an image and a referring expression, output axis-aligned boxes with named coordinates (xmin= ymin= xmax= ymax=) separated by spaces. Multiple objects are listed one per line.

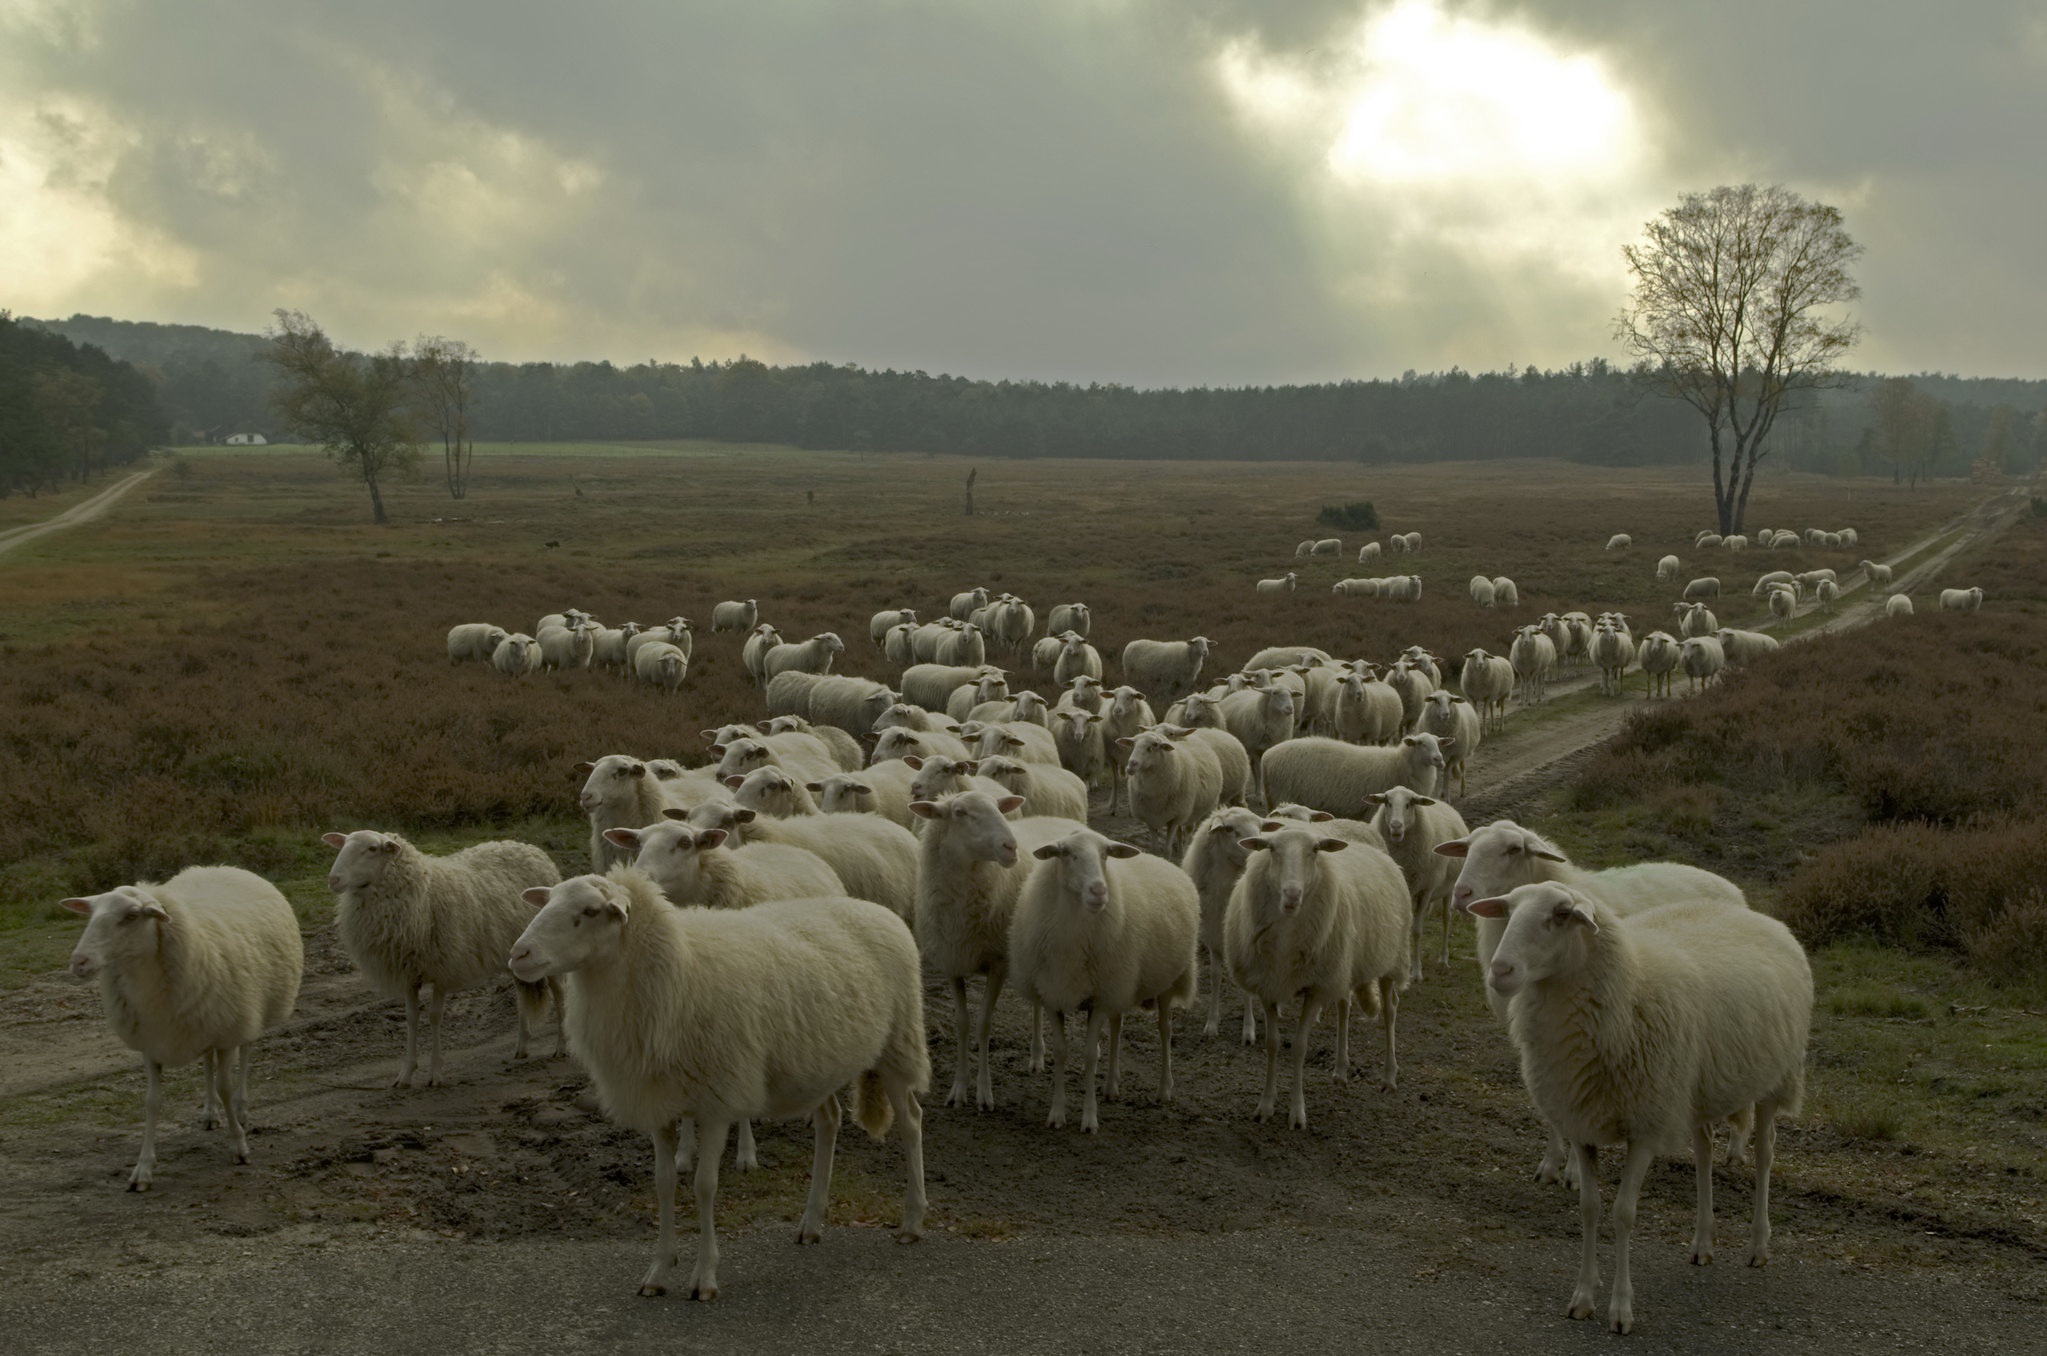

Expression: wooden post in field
xmin=964 ymin=467 xmax=977 ymax=517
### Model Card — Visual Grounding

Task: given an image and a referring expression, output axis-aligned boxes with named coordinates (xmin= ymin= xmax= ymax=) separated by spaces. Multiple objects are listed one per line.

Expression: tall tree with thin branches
xmin=412 ymin=335 xmax=479 ymax=499
xmin=263 ymin=310 xmax=418 ymax=524
xmin=1616 ymin=184 xmax=1863 ymax=533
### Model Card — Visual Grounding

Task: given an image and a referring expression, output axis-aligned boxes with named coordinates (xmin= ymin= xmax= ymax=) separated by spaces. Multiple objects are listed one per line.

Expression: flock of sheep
xmin=63 ymin=515 xmax=1994 ymax=1331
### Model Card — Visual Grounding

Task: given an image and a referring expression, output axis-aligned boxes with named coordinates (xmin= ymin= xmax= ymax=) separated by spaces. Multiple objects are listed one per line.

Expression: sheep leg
xmin=1748 ymin=1104 xmax=1779 ymax=1267
xmin=1568 ymin=1143 xmax=1600 ymax=1321
xmin=1440 ymin=891 xmax=1453 ymax=972
xmin=512 ymin=981 xmax=539 ymax=1060
xmin=200 ymin=1049 xmax=220 ymax=1129
xmin=887 ymin=1082 xmax=927 ymax=1241
xmin=1156 ymin=1002 xmax=1174 ymax=1104
xmin=1332 ymin=997 xmax=1351 ymax=1083
xmin=129 ymin=1057 xmax=163 ymax=1191
xmin=946 ymin=978 xmax=972 ymax=1108
xmin=736 ymin=1120 xmax=759 ymax=1171
xmin=234 ymin=1045 xmax=253 ymax=1123
xmin=1104 ymin=1012 xmax=1124 ymax=1099
xmin=1378 ymin=982 xmax=1399 ymax=1091
xmin=795 ymin=1095 xmax=842 ymax=1244
xmin=1203 ymin=946 xmax=1222 ymax=1038
xmin=1240 ymin=987 xmax=1259 ymax=1045
xmin=641 ymin=1123 xmax=682 ymax=1297
xmin=1727 ymin=1103 xmax=1756 ymax=1166
xmin=1536 ymin=1125 xmax=1574 ymax=1185
xmin=1608 ymin=1141 xmax=1655 ymax=1333
xmin=687 ymin=1120 xmax=729 ymax=1301
xmin=1255 ymin=999 xmax=1283 ymax=1121
xmin=425 ymin=984 xmax=447 ymax=1086
xmin=1046 ymin=1010 xmax=1071 ymax=1128
xmin=1688 ymin=1123 xmax=1716 ymax=1264
xmin=976 ymin=966 xmax=1007 ymax=1112
xmin=1409 ymin=897 xmax=1427 ymax=983
xmin=673 ymin=1119 xmax=696 ymax=1175
xmin=215 ymin=1044 xmax=249 ymax=1164
xmin=1290 ymin=995 xmax=1325 ymax=1129
xmin=1080 ymin=1008 xmax=1109 ymax=1133
xmin=395 ymin=985 xmax=421 ymax=1087
xmin=1029 ymin=1001 xmax=1045 ymax=1074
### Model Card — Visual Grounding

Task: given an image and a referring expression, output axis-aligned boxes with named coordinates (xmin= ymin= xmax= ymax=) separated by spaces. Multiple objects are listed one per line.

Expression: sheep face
xmin=509 ymin=876 xmax=628 ymax=983
xmin=715 ymin=740 xmax=774 ymax=780
xmin=733 ymin=767 xmax=802 ymax=817
xmin=909 ymin=755 xmax=978 ymax=803
xmin=1120 ymin=730 xmax=1177 ymax=782
xmin=813 ymin=776 xmax=874 ymax=813
xmin=1031 ymin=829 xmax=1141 ymax=912
xmin=1466 ymin=882 xmax=1598 ymax=999
xmin=323 ymin=829 xmax=400 ymax=893
xmin=910 ymin=791 xmax=1025 ymax=864
xmin=576 ymin=755 xmax=648 ymax=815
xmin=1200 ymin=807 xmax=1268 ymax=868
xmin=1434 ymin=819 xmax=1568 ymax=913
xmin=1401 ymin=732 xmax=1449 ymax=777
xmin=1011 ymin=691 xmax=1050 ymax=722
xmin=1240 ymin=828 xmax=1349 ymax=913
xmin=1368 ymin=786 xmax=1437 ymax=846
xmin=621 ymin=819 xmax=734 ymax=899
xmin=871 ymin=729 xmax=936 ymax=765
xmin=61 ymin=887 xmax=168 ymax=980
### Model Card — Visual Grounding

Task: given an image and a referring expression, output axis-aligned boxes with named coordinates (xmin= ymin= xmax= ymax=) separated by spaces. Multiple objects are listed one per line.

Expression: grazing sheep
xmin=1695 ymin=532 xmax=1723 ymax=549
xmin=1682 ymin=577 xmax=1721 ymax=600
xmin=1399 ymin=531 xmax=1422 ymax=554
xmin=1676 ymin=602 xmax=1719 ymax=639
xmin=634 ymin=641 xmax=689 ymax=692
xmin=1509 ymin=627 xmax=1558 ymax=705
xmin=447 ymin=623 xmax=509 ymax=663
xmin=1723 ymin=533 xmax=1749 ymax=551
xmin=1255 ymin=573 xmax=1299 ymax=595
xmin=1387 ymin=534 xmax=1408 ymax=555
xmin=1119 ymin=727 xmax=1228 ymax=855
xmin=1331 ymin=577 xmax=1383 ymax=598
xmin=1814 ymin=578 xmax=1840 ymax=613
xmin=1491 ymin=576 xmax=1519 ymax=608
xmin=1655 ymin=555 xmax=1680 ymax=582
xmin=710 ymin=599 xmax=758 ymax=633
xmin=1181 ymin=807 xmax=1271 ymax=1043
xmin=1470 ymin=883 xmax=1810 ymax=1334
xmin=1243 ymin=645 xmax=1332 ymax=671
xmin=1045 ymin=602 xmax=1091 ymax=639
xmin=1750 ymin=570 xmax=1796 ymax=596
xmin=1357 ymin=541 xmax=1382 ymax=562
xmin=1886 ymin=594 xmax=1914 ymax=618
xmin=1311 ymin=538 xmax=1341 ymax=556
xmin=1365 ymin=787 xmax=1470 ymax=980
xmin=1010 ymin=830 xmax=1201 ymax=1132
xmin=1120 ymin=636 xmax=1213 ymax=703
xmin=1716 ymin=629 xmax=1780 ymax=666
xmin=1261 ymin=734 xmax=1446 ymax=818
xmin=1795 ymin=569 xmax=1838 ymax=589
xmin=1940 ymin=586 xmax=1984 ymax=612
xmin=1295 ymin=540 xmax=1314 ymax=558
xmin=62 ymin=867 xmax=305 ymax=1189
xmin=491 ymin=633 xmax=540 ymax=677
xmin=1859 ymin=560 xmax=1893 ymax=590
xmin=1469 ymin=575 xmax=1497 ymax=608
xmin=1052 ymin=634 xmax=1104 ymax=686
xmin=1605 ymin=534 xmax=1631 ymax=551
xmin=1413 ymin=691 xmax=1481 ymax=795
xmin=323 ymin=831 xmax=562 ymax=1087
xmin=949 ymin=587 xmax=990 ymax=620
xmin=509 ymin=871 xmax=928 ymax=1300
xmin=1224 ymin=827 xmax=1410 ymax=1126
xmin=868 ymin=607 xmax=917 ymax=649
xmin=764 ymin=632 xmax=845 ymax=681
xmin=910 ymin=792 xmax=1089 ymax=1108
xmin=742 ymin=624 xmax=784 ymax=687
xmin=759 ymin=713 xmax=868 ymax=770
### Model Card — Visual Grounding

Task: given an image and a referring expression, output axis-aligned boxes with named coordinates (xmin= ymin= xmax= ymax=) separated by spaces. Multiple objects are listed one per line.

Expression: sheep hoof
xmin=1689 ymin=1244 xmax=1713 ymax=1266
xmin=638 ymin=1283 xmax=666 ymax=1299
xmin=688 ymin=1277 xmax=719 ymax=1303
xmin=1608 ymin=1309 xmax=1633 ymax=1335
xmin=894 ymin=1225 xmax=923 ymax=1244
xmin=1747 ymin=1249 xmax=1770 ymax=1268
xmin=1567 ymin=1294 xmax=1596 ymax=1321
xmin=795 ymin=1225 xmax=822 ymax=1245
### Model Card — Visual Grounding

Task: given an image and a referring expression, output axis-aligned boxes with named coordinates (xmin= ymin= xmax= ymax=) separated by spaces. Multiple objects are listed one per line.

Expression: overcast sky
xmin=4 ymin=1 xmax=2042 ymax=385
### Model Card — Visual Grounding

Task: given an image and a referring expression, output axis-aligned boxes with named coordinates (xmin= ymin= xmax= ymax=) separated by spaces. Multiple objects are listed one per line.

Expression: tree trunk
xmin=366 ymin=472 xmax=388 ymax=524
xmin=1709 ymin=424 xmax=1732 ymax=535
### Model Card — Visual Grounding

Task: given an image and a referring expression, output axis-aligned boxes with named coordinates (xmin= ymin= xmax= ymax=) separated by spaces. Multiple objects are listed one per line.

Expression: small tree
xmin=264 ymin=310 xmax=417 ymax=524
xmin=1616 ymin=184 xmax=1863 ymax=533
xmin=412 ymin=335 xmax=479 ymax=499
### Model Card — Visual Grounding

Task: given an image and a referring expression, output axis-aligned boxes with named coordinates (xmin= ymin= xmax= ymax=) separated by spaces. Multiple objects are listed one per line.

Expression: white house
xmin=224 ymin=433 xmax=268 ymax=446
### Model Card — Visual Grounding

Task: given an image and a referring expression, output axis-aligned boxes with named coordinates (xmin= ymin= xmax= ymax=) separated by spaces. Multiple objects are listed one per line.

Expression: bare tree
xmin=263 ymin=311 xmax=418 ymax=524
xmin=412 ymin=335 xmax=479 ymax=499
xmin=1616 ymin=184 xmax=1863 ymax=533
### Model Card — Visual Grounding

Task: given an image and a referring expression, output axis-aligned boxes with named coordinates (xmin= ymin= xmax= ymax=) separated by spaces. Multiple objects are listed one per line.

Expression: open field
xmin=0 ymin=443 xmax=2036 ymax=1348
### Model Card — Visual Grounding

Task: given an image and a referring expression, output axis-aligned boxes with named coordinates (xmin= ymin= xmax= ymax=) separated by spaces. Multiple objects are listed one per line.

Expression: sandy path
xmin=0 ymin=468 xmax=155 ymax=561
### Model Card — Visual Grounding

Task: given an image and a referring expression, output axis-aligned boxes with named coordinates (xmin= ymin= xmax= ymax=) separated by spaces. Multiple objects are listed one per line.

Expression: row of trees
xmin=0 ymin=313 xmax=166 ymax=497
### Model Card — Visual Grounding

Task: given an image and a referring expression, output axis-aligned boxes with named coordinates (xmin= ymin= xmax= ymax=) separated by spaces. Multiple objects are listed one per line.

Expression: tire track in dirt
xmin=0 ymin=468 xmax=156 ymax=562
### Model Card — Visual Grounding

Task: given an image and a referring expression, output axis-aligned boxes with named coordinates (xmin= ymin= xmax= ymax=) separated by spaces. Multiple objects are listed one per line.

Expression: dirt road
xmin=0 ymin=468 xmax=155 ymax=561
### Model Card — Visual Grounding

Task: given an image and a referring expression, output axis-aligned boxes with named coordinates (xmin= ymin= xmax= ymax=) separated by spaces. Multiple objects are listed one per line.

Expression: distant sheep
xmin=1261 ymin=734 xmax=1447 ymax=817
xmin=1605 ymin=534 xmax=1631 ymax=551
xmin=1509 ymin=627 xmax=1557 ymax=705
xmin=1120 ymin=636 xmax=1213 ymax=702
xmin=1886 ymin=594 xmax=1914 ymax=618
xmin=1814 ymin=578 xmax=1840 ymax=613
xmin=1469 ymin=575 xmax=1496 ymax=608
xmin=447 ymin=623 xmax=509 ymax=663
xmin=1491 ymin=576 xmax=1519 ymax=608
xmin=1655 ymin=555 xmax=1680 ymax=582
xmin=1682 ymin=577 xmax=1721 ymax=600
xmin=1052 ymin=634 xmax=1104 ymax=686
xmin=1255 ymin=573 xmax=1298 ymax=595
xmin=1357 ymin=541 xmax=1382 ymax=562
xmin=710 ymin=599 xmax=758 ymax=633
xmin=1940 ymin=586 xmax=1984 ymax=612
xmin=1310 ymin=538 xmax=1341 ymax=556
xmin=1456 ymin=650 xmax=1514 ymax=729
xmin=949 ymin=587 xmax=990 ymax=620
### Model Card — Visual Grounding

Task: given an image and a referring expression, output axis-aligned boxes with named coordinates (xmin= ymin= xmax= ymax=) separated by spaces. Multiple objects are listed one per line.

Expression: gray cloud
xmin=3 ymin=1 xmax=2042 ymax=383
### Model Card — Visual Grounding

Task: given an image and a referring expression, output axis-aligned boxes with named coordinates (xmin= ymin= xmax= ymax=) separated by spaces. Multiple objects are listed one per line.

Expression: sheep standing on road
xmin=1009 ymin=830 xmax=1200 ymax=1132
xmin=63 ymin=867 xmax=305 ymax=1189
xmin=1510 ymin=627 xmax=1557 ymax=705
xmin=1366 ymin=787 xmax=1469 ymax=981
xmin=1260 ymin=734 xmax=1447 ymax=818
xmin=1181 ymin=807 xmax=1270 ymax=1043
xmin=1859 ymin=560 xmax=1893 ymax=590
xmin=1413 ymin=691 xmax=1480 ymax=796
xmin=1679 ymin=636 xmax=1725 ymax=693
xmin=1458 ymin=650 xmax=1514 ymax=729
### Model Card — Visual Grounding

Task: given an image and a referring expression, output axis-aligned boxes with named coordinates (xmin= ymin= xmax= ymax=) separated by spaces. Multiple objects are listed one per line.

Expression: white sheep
xmin=1886 ymin=594 xmax=1914 ymax=618
xmin=1100 ymin=686 xmax=1157 ymax=813
xmin=764 ymin=632 xmax=845 ymax=680
xmin=1859 ymin=560 xmax=1893 ymax=590
xmin=1260 ymin=733 xmax=1446 ymax=818
xmin=741 ymin=624 xmax=784 ymax=687
xmin=1217 ymin=686 xmax=1296 ymax=803
xmin=934 ymin=622 xmax=987 ymax=668
xmin=883 ymin=623 xmax=919 ymax=667
xmin=1387 ymin=534 xmax=1408 ymax=555
xmin=990 ymin=596 xmax=1036 ymax=654
xmin=758 ymin=713 xmax=867 ymax=771
xmin=809 ymin=770 xmax=915 ymax=828
xmin=1940 ymin=586 xmax=1984 ymax=612
xmin=871 ymin=726 xmax=973 ymax=766
xmin=869 ymin=607 xmax=917 ymax=648
xmin=1469 ymin=575 xmax=1497 ymax=608
xmin=1655 ymin=555 xmax=1680 ymax=582
xmin=577 ymin=754 xmax=715 ymax=873
xmin=900 ymin=662 xmax=999 ymax=712
xmin=611 ymin=818 xmax=843 ymax=914
xmin=1413 ymin=691 xmax=1480 ymax=795
xmin=510 ymin=871 xmax=928 ymax=1299
xmin=1767 ymin=586 xmax=1797 ymax=625
xmin=766 ymin=671 xmax=831 ymax=721
xmin=1491 ymin=576 xmax=1519 ymax=608
xmin=537 ymin=622 xmax=598 ymax=672
xmin=1010 ymin=829 xmax=1200 ymax=1132
xmin=1588 ymin=623 xmax=1635 ymax=698
xmin=1119 ymin=727 xmax=1227 ymax=855
xmin=1723 ymin=533 xmax=1749 ymax=551
xmin=975 ymin=754 xmax=1091 ymax=822
xmin=1470 ymin=883 xmax=1810 ymax=1333
xmin=1695 ymin=532 xmax=1723 ymax=549
xmin=1682 ymin=577 xmax=1721 ymax=600
xmin=797 ymin=676 xmax=899 ymax=739
xmin=1676 ymin=601 xmax=1718 ymax=638
xmin=668 ymin=800 xmax=919 ymax=921
xmin=1678 ymin=636 xmax=1725 ymax=692
xmin=902 ymin=753 xmax=1012 ymax=810
xmin=969 ymin=719 xmax=1062 ymax=768
xmin=1119 ymin=636 xmax=1212 ymax=702
xmin=1634 ymin=631 xmax=1679 ymax=698
xmin=1605 ymin=533 xmax=1631 ymax=551
xmin=710 ymin=599 xmax=758 ymax=633
xmin=949 ymin=586 xmax=990 ymax=620
xmin=910 ymin=792 xmax=1089 ymax=1108
xmin=1330 ymin=577 xmax=1382 ymax=598
xmin=627 ymin=618 xmax=694 ymax=666
xmin=1357 ymin=541 xmax=1382 ymax=562
xmin=491 ymin=632 xmax=540 ymax=677
xmin=1814 ymin=578 xmax=1840 ymax=613
xmin=1365 ymin=786 xmax=1469 ymax=980
xmin=1295 ymin=540 xmax=1314 ymax=558
xmin=1180 ymin=806 xmax=1270 ymax=1043
xmin=446 ymin=622 xmax=509 ymax=663
xmin=1750 ymin=570 xmax=1796 ymax=596
xmin=1045 ymin=602 xmax=1091 ymax=639
xmin=1716 ymin=629 xmax=1780 ymax=666
xmin=1457 ymin=650 xmax=1515 ymax=730
xmin=1399 ymin=531 xmax=1422 ymax=553
xmin=714 ymin=734 xmax=842 ymax=789
xmin=948 ymin=671 xmax=1011 ymax=723
xmin=1052 ymin=633 xmax=1104 ymax=687
xmin=1509 ymin=627 xmax=1557 ymax=705
xmin=63 ymin=867 xmax=304 ymax=1188
xmin=323 ymin=831 xmax=561 ymax=1086
xmin=634 ymin=641 xmax=689 ymax=692
xmin=591 ymin=622 xmax=644 ymax=673
xmin=1224 ymin=827 xmax=1409 ymax=1126
xmin=1255 ymin=573 xmax=1299 ymax=595
xmin=1311 ymin=538 xmax=1341 ymax=556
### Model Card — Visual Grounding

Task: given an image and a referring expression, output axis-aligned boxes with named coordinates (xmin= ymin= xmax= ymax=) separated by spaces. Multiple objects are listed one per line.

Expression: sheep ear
xmin=1555 ymin=897 xmax=1599 ymax=931
xmin=575 ymin=761 xmax=595 ymax=773
xmin=60 ymin=897 xmax=93 ymax=915
xmin=804 ymin=782 xmax=825 ymax=793
xmin=722 ymin=775 xmax=746 ymax=789
xmin=628 ymin=763 xmax=647 ymax=778
xmin=1031 ymin=843 xmax=1062 ymax=860
xmin=1412 ymin=795 xmax=1438 ymax=807
xmin=1308 ymin=811 xmax=1334 ymax=822
xmin=902 ymin=755 xmax=925 ymax=770
xmin=707 ymin=744 xmax=727 ymax=758
xmin=908 ymin=800 xmax=942 ymax=821
xmin=733 ymin=809 xmax=756 ymax=823
xmin=996 ymin=795 xmax=1026 ymax=814
xmin=1105 ymin=842 xmax=1142 ymax=859
xmin=1086 ymin=713 xmax=1103 ymax=725
xmin=1432 ymin=838 xmax=1470 ymax=858
xmin=698 ymin=829 xmax=729 ymax=850
xmin=661 ymin=807 xmax=690 ymax=821
xmin=1400 ymin=736 xmax=1417 ymax=747
xmin=1315 ymin=838 xmax=1350 ymax=854
xmin=698 ymin=730 xmax=719 ymax=741
xmin=1362 ymin=794 xmax=1386 ymax=806
xmin=1437 ymin=738 xmax=1456 ymax=751
xmin=602 ymin=828 xmax=642 ymax=849
xmin=1237 ymin=837 xmax=1270 ymax=852
xmin=322 ymin=832 xmax=348 ymax=848
xmin=1450 ymin=696 xmax=1469 ymax=704
xmin=959 ymin=760 xmax=979 ymax=774
xmin=1257 ymin=821 xmax=1283 ymax=832
xmin=848 ymin=781 xmax=872 ymax=795
xmin=1463 ymin=896 xmax=1508 ymax=918
xmin=1531 ymin=846 xmax=1568 ymax=862
xmin=522 ymin=887 xmax=553 ymax=908
xmin=1115 ymin=737 xmax=1134 ymax=749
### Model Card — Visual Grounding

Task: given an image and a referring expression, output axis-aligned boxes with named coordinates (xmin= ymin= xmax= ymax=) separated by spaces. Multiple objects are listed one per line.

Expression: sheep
xmin=1767 ymin=586 xmax=1797 ymax=625
xmin=1940 ymin=586 xmax=1984 ymax=612
xmin=1682 ymin=576 xmax=1721 ymax=600
xmin=910 ymin=792 xmax=1090 ymax=1107
xmin=1331 ymin=577 xmax=1382 ymax=598
xmin=1295 ymin=540 xmax=1314 ymax=558
xmin=1695 ymin=532 xmax=1723 ymax=549
xmin=1163 ymin=688 xmax=1224 ymax=730
xmin=765 ymin=671 xmax=830 ymax=721
xmin=934 ymin=622 xmax=988 ymax=668
xmin=1179 ymin=726 xmax=1252 ymax=808
xmin=1469 ymin=883 xmax=1810 ymax=1333
xmin=947 ymin=672 xmax=1011 ymax=723
xmin=628 ymin=619 xmax=694 ymax=666
xmin=759 ymin=714 xmax=867 ymax=771
xmin=1491 ymin=576 xmax=1519 ymax=608
xmin=949 ymin=586 xmax=990 ymax=620
xmin=990 ymin=596 xmax=1036 ymax=654
xmin=1099 ymin=686 xmax=1157 ymax=812
xmin=1243 ymin=645 xmax=1332 ymax=671
xmin=969 ymin=689 xmax=1047 ymax=726
xmin=1044 ymin=705 xmax=1108 ymax=789
xmin=710 ymin=599 xmax=758 ymax=633
xmin=793 ymin=677 xmax=895 ymax=741
xmin=1255 ymin=573 xmax=1298 ymax=595
xmin=1772 ymin=530 xmax=1800 ymax=548
xmin=1635 ymin=631 xmax=1679 ymax=698
xmin=1605 ymin=533 xmax=1631 ymax=551
xmin=62 ymin=867 xmax=304 ymax=1189
xmin=1382 ymin=659 xmax=1433 ymax=729
xmin=1723 ymin=533 xmax=1749 ymax=551
xmin=1679 ymin=636 xmax=1725 ymax=692
xmin=741 ymin=624 xmax=784 ymax=687
xmin=1750 ymin=570 xmax=1796 ymax=596
xmin=1030 ymin=635 xmax=1066 ymax=671
xmin=871 ymin=726 xmax=972 ymax=766
xmin=902 ymin=753 xmax=1014 ymax=811
xmin=764 ymin=632 xmax=845 ymax=680
xmin=1310 ymin=538 xmax=1340 ymax=556
xmin=532 ymin=623 xmax=594 ymax=672
xmin=1010 ymin=830 xmax=1200 ymax=1132
xmin=1469 ymin=575 xmax=1497 ymax=608
xmin=1715 ymin=629 xmax=1781 ymax=666
xmin=1052 ymin=633 xmax=1104 ymax=686
xmin=1119 ymin=727 xmax=1228 ymax=855
xmin=1840 ymin=527 xmax=1859 ymax=545
xmin=970 ymin=719 xmax=1062 ymax=768
xmin=1814 ymin=578 xmax=1840 ymax=613
xmin=1060 ymin=673 xmax=1106 ymax=714
xmin=1655 ymin=555 xmax=1680 ymax=582
xmin=1414 ymin=691 xmax=1481 ymax=795
xmin=1399 ymin=531 xmax=1422 ymax=553
xmin=610 ymin=819 xmax=844 ymax=914
xmin=1364 ymin=786 xmax=1470 ymax=980
xmin=1218 ymin=686 xmax=1296 ymax=803
xmin=446 ymin=622 xmax=509 ymax=663
xmin=808 ymin=769 xmax=914 ymax=827
xmin=577 ymin=754 xmax=716 ymax=873
xmin=1180 ymin=807 xmax=1271 ymax=1044
xmin=510 ymin=871 xmax=927 ymax=1300
xmin=1859 ymin=560 xmax=1894 ymax=590
xmin=1822 ymin=531 xmax=1843 ymax=548
xmin=908 ymin=621 xmax=956 ymax=664
xmin=1796 ymin=568 xmax=1838 ymax=588
xmin=976 ymin=755 xmax=1091 ymax=822
xmin=591 ymin=622 xmax=644 ymax=673
xmin=1676 ymin=602 xmax=1719 ymax=639
xmin=1387 ymin=534 xmax=1408 ymax=555
xmin=1357 ymin=541 xmax=1382 ymax=562
xmin=901 ymin=662 xmax=999 ymax=712
xmin=674 ymin=800 xmax=921 ymax=922
xmin=1045 ymin=602 xmax=1091 ymax=639
xmin=1262 ymin=802 xmax=1385 ymax=850
xmin=1588 ymin=623 xmax=1635 ymax=698
xmin=321 ymin=829 xmax=561 ymax=1087
xmin=714 ymin=735 xmax=845 ymax=790
xmin=491 ymin=633 xmax=540 ymax=677
xmin=1457 ymin=650 xmax=1514 ymax=729
xmin=1509 ymin=627 xmax=1557 ymax=705
xmin=1886 ymin=594 xmax=1914 ymax=618
xmin=1383 ymin=573 xmax=1423 ymax=602
xmin=868 ymin=607 xmax=917 ymax=648
xmin=634 ymin=641 xmax=689 ymax=693
xmin=1224 ymin=827 xmax=1410 ymax=1126
xmin=1119 ymin=636 xmax=1213 ymax=703
xmin=1260 ymin=733 xmax=1446 ymax=818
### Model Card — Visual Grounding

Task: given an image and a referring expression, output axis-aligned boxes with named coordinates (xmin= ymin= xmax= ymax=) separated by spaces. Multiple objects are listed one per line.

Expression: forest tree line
xmin=0 ymin=314 xmax=168 ymax=497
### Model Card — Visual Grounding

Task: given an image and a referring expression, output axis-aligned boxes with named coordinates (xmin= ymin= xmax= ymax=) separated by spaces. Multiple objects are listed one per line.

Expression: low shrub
xmin=1316 ymin=500 xmax=1379 ymax=531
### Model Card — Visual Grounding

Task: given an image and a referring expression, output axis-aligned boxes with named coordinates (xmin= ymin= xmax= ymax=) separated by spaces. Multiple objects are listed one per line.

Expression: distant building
xmin=224 ymin=433 xmax=268 ymax=446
